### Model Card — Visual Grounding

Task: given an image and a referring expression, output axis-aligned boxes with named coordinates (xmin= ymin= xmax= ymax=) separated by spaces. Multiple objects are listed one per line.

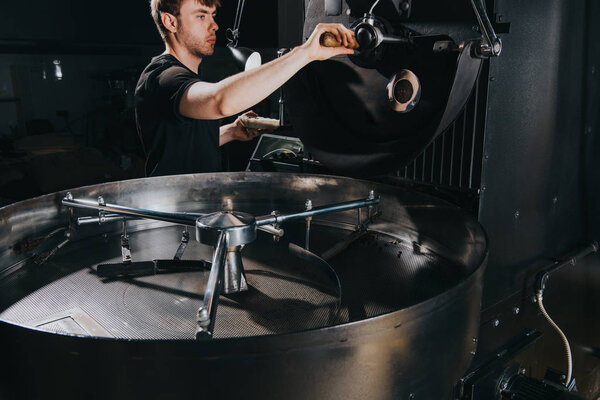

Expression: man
xmin=135 ymin=0 xmax=355 ymax=176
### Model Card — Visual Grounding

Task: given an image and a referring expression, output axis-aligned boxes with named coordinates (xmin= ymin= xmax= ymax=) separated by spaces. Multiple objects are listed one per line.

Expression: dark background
xmin=0 ymin=0 xmax=281 ymax=205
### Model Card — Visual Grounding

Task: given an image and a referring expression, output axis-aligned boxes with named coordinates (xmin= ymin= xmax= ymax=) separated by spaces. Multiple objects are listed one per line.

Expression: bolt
xmin=532 ymin=295 xmax=537 ymax=303
xmin=500 ymin=381 xmax=508 ymax=391
xmin=368 ymin=190 xmax=375 ymax=200
xmin=305 ymin=199 xmax=313 ymax=211
xmin=514 ymin=210 xmax=520 ymax=219
xmin=489 ymin=76 xmax=496 ymax=82
xmin=481 ymin=185 xmax=486 ymax=192
xmin=513 ymin=307 xmax=520 ymax=315
xmin=401 ymin=2 xmax=410 ymax=11
xmin=346 ymin=8 xmax=352 ymax=15
xmin=472 ymin=25 xmax=480 ymax=32
xmin=472 ymin=337 xmax=478 ymax=343
xmin=592 ymin=66 xmax=596 ymax=75
xmin=198 ymin=308 xmax=209 ymax=322
xmin=484 ymin=154 xmax=489 ymax=160
xmin=470 ymin=350 xmax=476 ymax=355
xmin=493 ymin=319 xmax=500 ymax=327
xmin=497 ymin=15 xmax=503 ymax=22
xmin=66 ymin=192 xmax=73 ymax=200
xmin=408 ymin=394 xmax=415 ymax=400
xmin=553 ymin=197 xmax=558 ymax=205
xmin=98 ymin=196 xmax=105 ymax=206
xmin=520 ymin=367 xmax=526 ymax=375
xmin=223 ymin=198 xmax=233 ymax=211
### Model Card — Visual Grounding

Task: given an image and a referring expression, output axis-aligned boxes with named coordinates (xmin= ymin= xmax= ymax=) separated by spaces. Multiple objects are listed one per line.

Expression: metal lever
xmin=196 ymin=231 xmax=228 ymax=339
xmin=469 ymin=0 xmax=502 ymax=57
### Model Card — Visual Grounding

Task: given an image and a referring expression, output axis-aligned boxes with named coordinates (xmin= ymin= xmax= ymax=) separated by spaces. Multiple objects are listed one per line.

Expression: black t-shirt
xmin=135 ymin=54 xmax=221 ymax=176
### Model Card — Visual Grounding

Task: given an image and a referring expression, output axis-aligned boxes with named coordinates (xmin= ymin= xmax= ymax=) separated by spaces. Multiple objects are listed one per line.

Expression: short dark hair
xmin=150 ymin=0 xmax=221 ymax=41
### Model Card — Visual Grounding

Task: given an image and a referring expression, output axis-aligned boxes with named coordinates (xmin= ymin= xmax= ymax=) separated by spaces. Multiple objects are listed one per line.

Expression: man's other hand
xmin=220 ymin=111 xmax=271 ymax=146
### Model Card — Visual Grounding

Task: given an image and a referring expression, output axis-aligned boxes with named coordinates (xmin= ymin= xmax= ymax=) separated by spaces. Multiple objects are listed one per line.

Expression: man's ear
xmin=161 ymin=12 xmax=178 ymax=34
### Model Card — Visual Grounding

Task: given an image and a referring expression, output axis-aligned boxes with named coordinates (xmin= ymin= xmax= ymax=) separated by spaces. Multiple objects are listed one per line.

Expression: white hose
xmin=536 ymin=291 xmax=573 ymax=386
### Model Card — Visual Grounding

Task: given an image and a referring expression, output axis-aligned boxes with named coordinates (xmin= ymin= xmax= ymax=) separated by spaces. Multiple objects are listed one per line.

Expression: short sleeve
xmin=155 ymin=65 xmax=202 ymax=121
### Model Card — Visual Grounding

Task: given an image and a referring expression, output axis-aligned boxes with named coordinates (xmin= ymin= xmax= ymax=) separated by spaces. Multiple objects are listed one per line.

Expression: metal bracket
xmin=469 ymin=0 xmax=502 ymax=57
xmin=173 ymin=229 xmax=190 ymax=261
xmin=120 ymin=220 xmax=132 ymax=264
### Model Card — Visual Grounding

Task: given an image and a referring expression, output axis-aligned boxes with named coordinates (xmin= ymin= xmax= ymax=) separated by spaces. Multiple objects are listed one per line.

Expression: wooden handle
xmin=319 ymin=32 xmax=359 ymax=49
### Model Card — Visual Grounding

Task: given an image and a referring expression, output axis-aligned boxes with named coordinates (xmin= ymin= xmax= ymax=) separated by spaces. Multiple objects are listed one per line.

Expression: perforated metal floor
xmin=0 ymin=224 xmax=464 ymax=339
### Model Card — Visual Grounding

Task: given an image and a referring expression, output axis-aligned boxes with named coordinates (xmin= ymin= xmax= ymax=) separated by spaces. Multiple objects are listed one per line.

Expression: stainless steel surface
xmin=0 ymin=172 xmax=487 ymax=399
xmin=223 ymin=246 xmax=248 ymax=293
xmin=65 ymin=190 xmax=381 ymax=339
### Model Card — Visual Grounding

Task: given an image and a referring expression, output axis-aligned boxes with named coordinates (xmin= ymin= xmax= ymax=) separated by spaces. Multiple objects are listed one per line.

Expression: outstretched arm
xmin=179 ymin=23 xmax=355 ymax=120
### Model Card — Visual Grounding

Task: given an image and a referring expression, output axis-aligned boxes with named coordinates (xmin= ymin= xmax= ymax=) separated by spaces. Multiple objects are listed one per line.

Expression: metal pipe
xmin=196 ymin=231 xmax=228 ymax=339
xmin=255 ymin=197 xmax=380 ymax=226
xmin=535 ymin=241 xmax=599 ymax=293
xmin=63 ymin=196 xmax=198 ymax=227
xmin=78 ymin=211 xmax=282 ymax=237
xmin=78 ymin=214 xmax=130 ymax=226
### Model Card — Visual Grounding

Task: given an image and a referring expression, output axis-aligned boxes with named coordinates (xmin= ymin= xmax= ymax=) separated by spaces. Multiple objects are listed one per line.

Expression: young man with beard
xmin=135 ymin=0 xmax=355 ymax=176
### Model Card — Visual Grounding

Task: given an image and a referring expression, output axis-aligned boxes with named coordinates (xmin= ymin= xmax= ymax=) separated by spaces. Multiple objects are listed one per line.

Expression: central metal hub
xmin=196 ymin=211 xmax=257 ymax=294
xmin=196 ymin=211 xmax=257 ymax=247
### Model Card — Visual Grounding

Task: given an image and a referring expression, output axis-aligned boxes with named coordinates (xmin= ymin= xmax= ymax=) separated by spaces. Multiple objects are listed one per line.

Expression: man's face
xmin=176 ymin=0 xmax=219 ymax=58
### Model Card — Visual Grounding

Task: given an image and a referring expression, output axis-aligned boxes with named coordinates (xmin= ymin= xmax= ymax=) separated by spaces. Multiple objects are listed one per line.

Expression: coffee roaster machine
xmin=0 ymin=0 xmax=599 ymax=399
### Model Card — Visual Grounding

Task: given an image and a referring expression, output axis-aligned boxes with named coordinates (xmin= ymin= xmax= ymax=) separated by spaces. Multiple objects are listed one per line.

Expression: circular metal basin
xmin=0 ymin=172 xmax=487 ymax=399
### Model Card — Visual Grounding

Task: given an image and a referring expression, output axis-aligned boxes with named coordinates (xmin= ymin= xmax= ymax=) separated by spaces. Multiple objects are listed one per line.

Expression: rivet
xmin=489 ymin=76 xmax=496 ymax=82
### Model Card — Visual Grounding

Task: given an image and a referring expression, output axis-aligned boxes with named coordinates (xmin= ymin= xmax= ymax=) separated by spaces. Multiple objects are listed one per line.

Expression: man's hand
xmin=219 ymin=111 xmax=268 ymax=146
xmin=301 ymin=23 xmax=356 ymax=61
